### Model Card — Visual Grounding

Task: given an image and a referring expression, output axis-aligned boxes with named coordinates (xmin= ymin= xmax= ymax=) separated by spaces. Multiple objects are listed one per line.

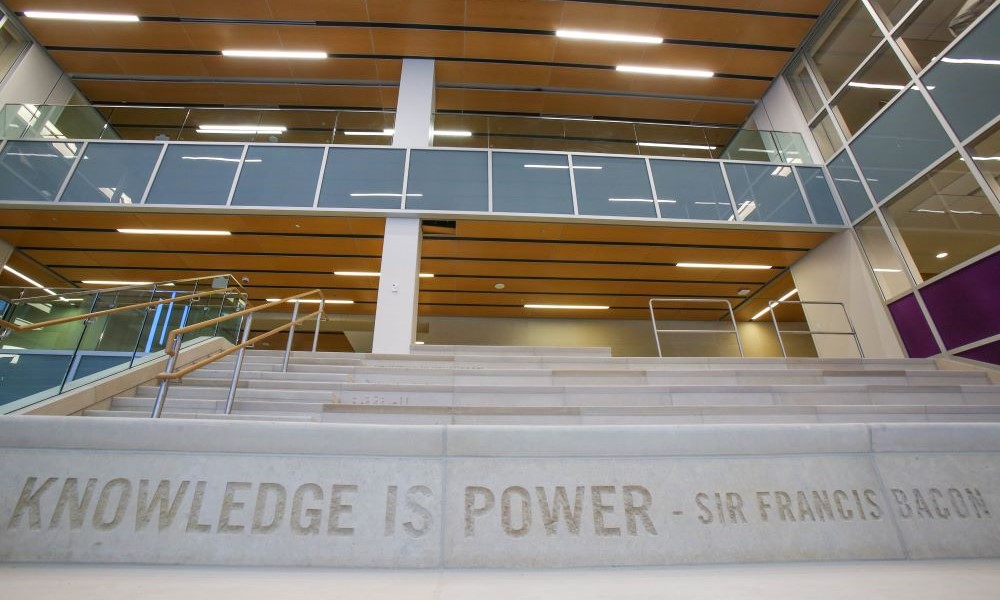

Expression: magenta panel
xmin=920 ymin=251 xmax=1000 ymax=349
xmin=888 ymin=294 xmax=940 ymax=358
xmin=957 ymin=340 xmax=1000 ymax=367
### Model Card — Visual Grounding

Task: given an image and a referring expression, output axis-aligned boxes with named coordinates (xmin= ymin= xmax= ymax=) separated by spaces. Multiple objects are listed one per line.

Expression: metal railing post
xmin=724 ymin=299 xmax=745 ymax=358
xmin=312 ymin=306 xmax=323 ymax=353
xmin=282 ymin=301 xmax=301 ymax=372
xmin=649 ymin=298 xmax=744 ymax=358
xmin=768 ymin=301 xmax=789 ymax=358
xmin=151 ymin=336 xmax=181 ymax=418
xmin=648 ymin=299 xmax=663 ymax=358
xmin=224 ymin=313 xmax=254 ymax=415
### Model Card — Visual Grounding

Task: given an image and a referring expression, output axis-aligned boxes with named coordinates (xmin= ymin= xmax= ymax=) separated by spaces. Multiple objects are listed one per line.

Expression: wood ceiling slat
xmin=418 ymin=259 xmax=777 ymax=282
xmin=418 ymin=305 xmax=719 ymax=320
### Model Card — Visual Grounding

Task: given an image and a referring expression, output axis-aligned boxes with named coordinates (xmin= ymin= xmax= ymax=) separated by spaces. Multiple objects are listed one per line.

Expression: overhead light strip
xmin=616 ymin=65 xmax=714 ymax=78
xmin=222 ymin=49 xmax=328 ymax=60
xmin=117 ymin=228 xmax=231 ymax=236
xmin=343 ymin=129 xmax=395 ymax=136
xmin=637 ymin=142 xmax=718 ymax=150
xmin=432 ymin=130 xmax=473 ymax=137
xmin=525 ymin=304 xmax=610 ymax=310
xmin=24 ymin=11 xmax=139 ymax=22
xmin=751 ymin=288 xmax=798 ymax=320
xmin=83 ymin=280 xmax=154 ymax=286
xmin=266 ymin=298 xmax=355 ymax=304
xmin=676 ymin=262 xmax=772 ymax=270
xmin=196 ymin=125 xmax=286 ymax=135
xmin=3 ymin=265 xmax=57 ymax=296
xmin=334 ymin=271 xmax=434 ymax=278
xmin=555 ymin=29 xmax=663 ymax=44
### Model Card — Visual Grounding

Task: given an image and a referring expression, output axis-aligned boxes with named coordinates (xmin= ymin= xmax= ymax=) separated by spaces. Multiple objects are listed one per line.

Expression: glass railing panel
xmin=128 ymin=286 xmax=201 ymax=367
xmin=318 ymin=147 xmax=406 ymax=209
xmin=405 ymin=149 xmax=489 ymax=211
xmin=0 ymin=140 xmax=82 ymax=201
xmin=572 ymin=155 xmax=656 ymax=218
xmin=828 ymin=150 xmax=874 ymax=221
xmin=16 ymin=105 xmax=112 ymax=140
xmin=492 ymin=151 xmax=574 ymax=215
xmin=144 ymin=144 xmax=243 ymax=206
xmin=60 ymin=142 xmax=162 ymax=204
xmin=95 ymin=106 xmax=188 ymax=141
xmin=724 ymin=163 xmax=813 ymax=224
xmin=231 ymin=145 xmax=325 ymax=207
xmin=649 ymin=160 xmax=734 ymax=221
xmin=796 ymin=167 xmax=844 ymax=225
xmin=635 ymin=123 xmax=720 ymax=159
xmin=331 ymin=110 xmax=396 ymax=145
xmin=432 ymin=113 xmax=490 ymax=149
xmin=772 ymin=131 xmax=814 ymax=165
xmin=720 ymin=130 xmax=782 ymax=163
xmin=178 ymin=108 xmax=329 ymax=144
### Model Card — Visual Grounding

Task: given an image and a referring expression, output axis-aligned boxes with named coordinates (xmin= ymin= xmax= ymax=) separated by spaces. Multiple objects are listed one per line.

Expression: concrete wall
xmin=791 ymin=230 xmax=905 ymax=358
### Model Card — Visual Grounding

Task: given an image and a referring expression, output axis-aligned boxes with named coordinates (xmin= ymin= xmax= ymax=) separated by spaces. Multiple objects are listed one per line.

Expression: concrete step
xmin=175 ymin=377 xmax=352 ymax=391
xmin=133 ymin=385 xmax=336 ymax=401
xmin=82 ymin=409 xmax=319 ymax=422
xmin=110 ymin=396 xmax=329 ymax=413
xmin=410 ymin=344 xmax=613 ymax=357
xmin=190 ymin=369 xmax=353 ymax=383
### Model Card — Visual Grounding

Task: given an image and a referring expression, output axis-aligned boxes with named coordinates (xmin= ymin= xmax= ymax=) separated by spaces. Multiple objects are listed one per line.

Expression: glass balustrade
xmin=0 ymin=281 xmax=247 ymax=413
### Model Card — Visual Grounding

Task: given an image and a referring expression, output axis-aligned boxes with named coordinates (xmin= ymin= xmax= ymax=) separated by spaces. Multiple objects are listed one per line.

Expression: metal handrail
xmin=151 ymin=289 xmax=326 ymax=418
xmin=767 ymin=300 xmax=864 ymax=358
xmin=8 ymin=274 xmax=246 ymax=305
xmin=0 ymin=287 xmax=241 ymax=332
xmin=648 ymin=298 xmax=744 ymax=358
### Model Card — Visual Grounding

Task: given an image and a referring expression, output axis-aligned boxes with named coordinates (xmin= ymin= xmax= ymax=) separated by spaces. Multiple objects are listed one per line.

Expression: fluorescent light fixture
xmin=556 ymin=29 xmax=663 ymax=44
xmin=431 ymin=129 xmax=473 ymax=137
xmin=222 ymin=49 xmax=328 ymax=60
xmin=2 ymin=265 xmax=56 ymax=296
xmin=24 ymin=10 xmax=139 ymax=22
xmin=751 ymin=288 xmax=799 ymax=321
xmin=197 ymin=125 xmax=287 ymax=135
xmin=935 ymin=252 xmax=949 ymax=259
xmin=676 ymin=262 xmax=772 ymax=270
xmin=343 ymin=129 xmax=395 ymax=136
xmin=117 ymin=228 xmax=231 ymax=236
xmin=414 ymin=341 xmax=425 ymax=345
xmin=637 ymin=142 xmax=718 ymax=150
xmin=616 ymin=65 xmax=714 ymax=78
xmin=941 ymin=57 xmax=1000 ymax=66
xmin=82 ymin=280 xmax=154 ymax=286
xmin=523 ymin=164 xmax=603 ymax=170
xmin=524 ymin=304 xmax=610 ymax=310
xmin=334 ymin=271 xmax=434 ymax=278
xmin=848 ymin=82 xmax=906 ymax=91
xmin=873 ymin=268 xmax=903 ymax=273
xmin=266 ymin=298 xmax=355 ymax=304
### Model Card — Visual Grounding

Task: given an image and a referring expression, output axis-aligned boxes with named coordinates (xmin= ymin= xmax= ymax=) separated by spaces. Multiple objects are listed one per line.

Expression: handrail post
xmin=282 ymin=301 xmax=301 ymax=373
xmin=648 ymin=299 xmax=663 ymax=358
xmin=151 ymin=336 xmax=181 ymax=418
xmin=840 ymin=303 xmax=865 ymax=358
xmin=312 ymin=304 xmax=323 ymax=353
xmin=768 ymin=301 xmax=788 ymax=358
xmin=724 ymin=300 xmax=745 ymax=358
xmin=224 ymin=313 xmax=254 ymax=415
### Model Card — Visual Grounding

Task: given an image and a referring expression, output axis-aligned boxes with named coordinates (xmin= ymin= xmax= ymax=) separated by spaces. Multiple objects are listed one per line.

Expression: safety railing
xmin=648 ymin=298 xmax=744 ymax=358
xmin=151 ymin=289 xmax=326 ymax=418
xmin=767 ymin=300 xmax=864 ymax=358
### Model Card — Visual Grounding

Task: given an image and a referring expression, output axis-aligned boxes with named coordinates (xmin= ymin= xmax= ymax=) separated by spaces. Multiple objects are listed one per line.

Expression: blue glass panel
xmin=724 ymin=163 xmax=812 ymax=224
xmin=573 ymin=155 xmax=655 ymax=218
xmin=849 ymin=90 xmax=953 ymax=201
xmin=146 ymin=144 xmax=243 ymax=205
xmin=405 ymin=150 xmax=488 ymax=211
xmin=0 ymin=140 xmax=81 ymax=201
xmin=924 ymin=7 xmax=1000 ymax=140
xmin=828 ymin=151 xmax=873 ymax=221
xmin=649 ymin=160 xmax=733 ymax=221
xmin=797 ymin=167 xmax=844 ymax=225
xmin=61 ymin=142 xmax=161 ymax=204
xmin=318 ymin=147 xmax=406 ymax=210
xmin=232 ymin=145 xmax=324 ymax=207
xmin=492 ymin=152 xmax=573 ymax=214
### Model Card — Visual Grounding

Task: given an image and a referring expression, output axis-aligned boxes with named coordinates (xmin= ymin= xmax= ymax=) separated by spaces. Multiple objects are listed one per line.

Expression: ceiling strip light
xmin=873 ymin=268 xmax=902 ymax=273
xmin=266 ymin=298 xmax=354 ymax=304
xmin=83 ymin=280 xmax=154 ymax=286
xmin=847 ymin=82 xmax=907 ymax=90
xmin=3 ymin=265 xmax=57 ymax=296
xmin=676 ymin=262 xmax=772 ymax=270
xmin=117 ymin=228 xmax=230 ymax=236
xmin=432 ymin=130 xmax=473 ymax=137
xmin=335 ymin=271 xmax=434 ymax=278
xmin=343 ymin=129 xmax=395 ymax=136
xmin=637 ymin=142 xmax=718 ymax=150
xmin=941 ymin=57 xmax=1000 ymax=66
xmin=196 ymin=125 xmax=286 ymax=135
xmin=751 ymin=288 xmax=798 ymax=321
xmin=525 ymin=304 xmax=610 ymax=310
xmin=616 ymin=65 xmax=714 ymax=78
xmin=24 ymin=11 xmax=139 ymax=22
xmin=222 ymin=49 xmax=328 ymax=60
xmin=555 ymin=29 xmax=663 ymax=44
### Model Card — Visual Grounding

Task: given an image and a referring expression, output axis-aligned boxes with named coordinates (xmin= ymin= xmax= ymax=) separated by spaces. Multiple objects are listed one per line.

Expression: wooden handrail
xmin=0 ymin=287 xmax=242 ymax=333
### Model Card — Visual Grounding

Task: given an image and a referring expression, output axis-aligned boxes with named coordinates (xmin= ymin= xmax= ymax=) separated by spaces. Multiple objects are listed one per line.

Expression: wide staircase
xmin=85 ymin=344 xmax=1000 ymax=424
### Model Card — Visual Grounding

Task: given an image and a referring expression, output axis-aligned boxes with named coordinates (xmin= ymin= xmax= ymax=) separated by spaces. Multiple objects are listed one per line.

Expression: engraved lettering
xmin=328 ymin=484 xmax=356 ymax=536
xmin=136 ymin=479 xmax=189 ymax=532
xmin=812 ymin=491 xmax=834 ymax=522
xmin=833 ymin=490 xmax=853 ymax=520
xmin=929 ymin=488 xmax=950 ymax=519
xmin=8 ymin=477 xmax=58 ymax=530
xmin=892 ymin=488 xmax=912 ymax=519
xmin=726 ymin=493 xmax=747 ymax=524
xmin=384 ymin=485 xmax=398 ymax=536
xmin=536 ymin=486 xmax=584 ymax=536
xmin=864 ymin=489 xmax=883 ymax=520
xmin=93 ymin=478 xmax=131 ymax=531
xmin=796 ymin=491 xmax=816 ymax=522
xmin=696 ymin=492 xmax=714 ymax=524
xmin=756 ymin=492 xmax=771 ymax=522
xmin=501 ymin=486 xmax=531 ymax=538
xmin=775 ymin=491 xmax=795 ymax=522
xmin=464 ymin=486 xmax=494 ymax=537
xmin=251 ymin=483 xmax=286 ymax=534
xmin=291 ymin=483 xmax=323 ymax=535
xmin=851 ymin=490 xmax=867 ymax=521
xmin=50 ymin=478 xmax=97 ymax=530
xmin=218 ymin=481 xmax=251 ymax=534
xmin=186 ymin=481 xmax=212 ymax=533
xmin=592 ymin=485 xmax=620 ymax=536
xmin=623 ymin=485 xmax=657 ymax=535
xmin=967 ymin=488 xmax=991 ymax=519
xmin=913 ymin=489 xmax=933 ymax=518
xmin=402 ymin=485 xmax=433 ymax=538
xmin=949 ymin=488 xmax=969 ymax=518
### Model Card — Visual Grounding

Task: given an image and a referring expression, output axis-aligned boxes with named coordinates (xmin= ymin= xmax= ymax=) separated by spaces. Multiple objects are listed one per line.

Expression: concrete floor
xmin=3 ymin=560 xmax=999 ymax=599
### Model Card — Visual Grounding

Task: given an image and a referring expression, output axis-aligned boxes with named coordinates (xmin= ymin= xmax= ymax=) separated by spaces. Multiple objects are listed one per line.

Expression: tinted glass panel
xmin=832 ymin=45 xmax=911 ymax=136
xmin=828 ymin=151 xmax=874 ymax=221
xmin=811 ymin=1 xmax=884 ymax=95
xmin=896 ymin=0 xmax=990 ymax=69
xmin=855 ymin=212 xmax=912 ymax=299
xmin=572 ymin=155 xmax=655 ymax=218
xmin=787 ymin=60 xmax=823 ymax=120
xmin=0 ymin=140 xmax=80 ymax=201
xmin=318 ymin=147 xmax=406 ymax=210
xmin=869 ymin=0 xmax=921 ymax=26
xmin=492 ymin=152 xmax=574 ymax=215
xmin=724 ymin=164 xmax=811 ymax=224
xmin=231 ymin=146 xmax=324 ymax=207
xmin=849 ymin=90 xmax=953 ymax=201
xmin=969 ymin=120 xmax=1000 ymax=198
xmin=810 ymin=112 xmax=844 ymax=161
xmin=146 ymin=144 xmax=242 ymax=205
xmin=61 ymin=142 xmax=161 ymax=204
xmin=650 ymin=160 xmax=733 ymax=221
xmin=797 ymin=167 xmax=844 ymax=225
xmin=405 ymin=150 xmax=488 ymax=211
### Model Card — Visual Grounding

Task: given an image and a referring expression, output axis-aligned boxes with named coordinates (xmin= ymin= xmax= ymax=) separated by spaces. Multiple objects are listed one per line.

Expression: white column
xmin=371 ymin=218 xmax=422 ymax=354
xmin=0 ymin=238 xmax=12 ymax=270
xmin=790 ymin=230 xmax=905 ymax=358
xmin=392 ymin=59 xmax=435 ymax=148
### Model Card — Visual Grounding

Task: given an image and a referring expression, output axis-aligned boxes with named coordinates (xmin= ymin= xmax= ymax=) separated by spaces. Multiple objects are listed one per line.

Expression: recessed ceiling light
xmin=83 ymin=280 xmax=154 ymax=286
xmin=676 ymin=262 xmax=772 ymax=270
xmin=196 ymin=125 xmax=286 ymax=135
xmin=935 ymin=252 xmax=949 ymax=259
xmin=343 ymin=129 xmax=395 ymax=136
xmin=3 ymin=265 xmax=56 ymax=295
xmin=738 ymin=289 xmax=751 ymax=296
xmin=555 ymin=29 xmax=663 ymax=44
xmin=616 ymin=65 xmax=714 ymax=78
xmin=494 ymin=283 xmax=506 ymax=290
xmin=117 ymin=228 xmax=231 ymax=236
xmin=637 ymin=142 xmax=718 ymax=150
xmin=431 ymin=130 xmax=473 ymax=137
xmin=266 ymin=298 xmax=354 ymax=304
xmin=24 ymin=11 xmax=139 ymax=22
xmin=524 ymin=304 xmax=610 ymax=310
xmin=222 ymin=49 xmax=328 ymax=60
xmin=751 ymin=288 xmax=799 ymax=321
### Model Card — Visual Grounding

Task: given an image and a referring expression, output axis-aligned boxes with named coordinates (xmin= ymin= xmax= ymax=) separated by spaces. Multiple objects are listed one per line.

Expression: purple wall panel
xmin=958 ymin=340 xmax=1000 ymax=367
xmin=888 ymin=294 xmax=940 ymax=358
xmin=919 ymin=251 xmax=1000 ymax=349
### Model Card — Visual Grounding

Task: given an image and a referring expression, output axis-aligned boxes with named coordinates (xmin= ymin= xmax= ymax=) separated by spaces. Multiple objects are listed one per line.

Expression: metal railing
xmin=151 ymin=289 xmax=327 ymax=418
xmin=767 ymin=300 xmax=864 ymax=358
xmin=648 ymin=298 xmax=744 ymax=358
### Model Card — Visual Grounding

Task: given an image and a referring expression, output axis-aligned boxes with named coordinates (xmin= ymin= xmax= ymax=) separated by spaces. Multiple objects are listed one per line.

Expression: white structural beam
xmin=371 ymin=217 xmax=422 ymax=354
xmin=392 ymin=58 xmax=435 ymax=148
xmin=0 ymin=238 xmax=12 ymax=270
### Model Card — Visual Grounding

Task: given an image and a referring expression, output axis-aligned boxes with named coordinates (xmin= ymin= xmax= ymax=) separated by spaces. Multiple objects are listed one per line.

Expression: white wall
xmin=749 ymin=75 xmax=824 ymax=165
xmin=0 ymin=42 xmax=80 ymax=106
xmin=790 ymin=230 xmax=905 ymax=358
xmin=0 ymin=237 xmax=12 ymax=269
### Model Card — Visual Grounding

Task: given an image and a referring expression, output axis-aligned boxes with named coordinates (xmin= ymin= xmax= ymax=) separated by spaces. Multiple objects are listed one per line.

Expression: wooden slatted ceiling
xmin=8 ymin=0 xmax=834 ymax=125
xmin=0 ymin=209 xmax=827 ymax=321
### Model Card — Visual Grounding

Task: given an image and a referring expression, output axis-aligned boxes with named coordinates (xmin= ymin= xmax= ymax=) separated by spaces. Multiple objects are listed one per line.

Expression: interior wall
xmin=748 ymin=75 xmax=824 ymax=165
xmin=791 ymin=230 xmax=906 ymax=358
xmin=0 ymin=42 xmax=80 ymax=106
